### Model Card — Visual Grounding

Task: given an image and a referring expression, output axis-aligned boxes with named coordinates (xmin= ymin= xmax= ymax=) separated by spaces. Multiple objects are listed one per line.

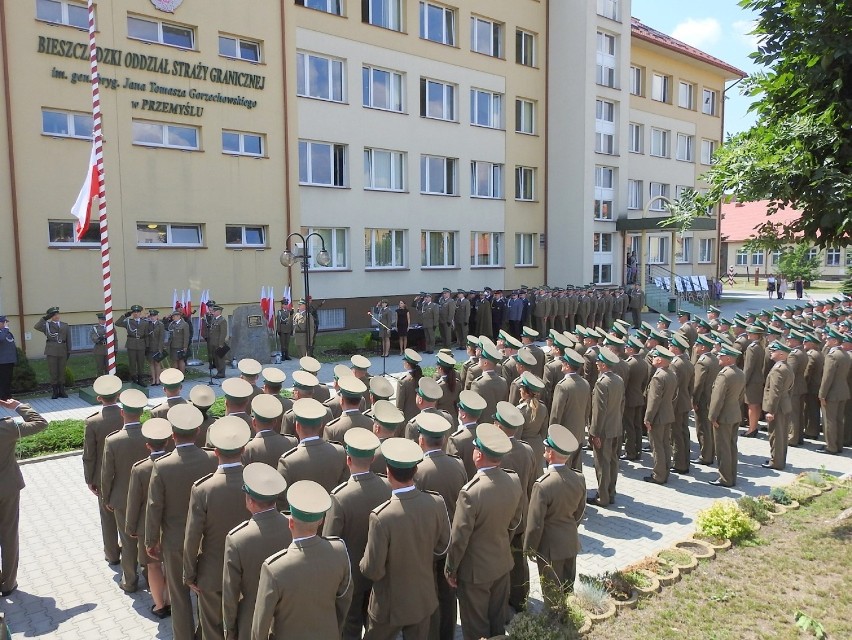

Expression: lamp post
xmin=280 ymin=232 xmax=331 ymax=357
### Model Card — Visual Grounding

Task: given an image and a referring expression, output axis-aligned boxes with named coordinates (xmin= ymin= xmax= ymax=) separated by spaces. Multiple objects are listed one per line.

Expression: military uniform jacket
xmin=743 ymin=341 xmax=766 ymax=403
xmin=145 ymin=445 xmax=218 ymax=550
xmin=518 ymin=400 xmax=548 ymax=450
xmin=644 ymin=368 xmax=677 ymax=426
xmin=590 ymin=371 xmax=625 ymax=439
xmin=436 ymin=374 xmax=461 ymax=423
xmin=146 ymin=320 xmax=165 ymax=354
xmin=678 ymin=323 xmax=698 ymax=347
xmin=150 ymin=396 xmax=186 ymax=420
xmin=34 ymin=317 xmax=71 ymax=356
xmin=819 ymin=347 xmax=851 ymax=401
xmin=551 ymin=373 xmax=591 ymax=443
xmin=708 ymin=365 xmax=746 ymax=424
xmin=207 ymin=315 xmax=229 ymax=348
xmin=527 ymin=344 xmax=546 ymax=379
xmin=445 ymin=467 xmax=523 ymax=584
xmin=804 ymin=347 xmax=825 ymax=396
xmin=242 ymin=430 xmax=298 ymax=468
xmin=421 ymin=302 xmax=439 ymax=329
xmin=470 ymin=371 xmax=509 ymax=424
xmin=90 ymin=324 xmax=107 ymax=356
xmin=251 ymin=536 xmax=352 ymax=640
xmin=624 ymin=356 xmax=649 ymax=408
xmin=693 ymin=353 xmax=721 ymax=408
xmin=524 ymin=465 xmax=586 ymax=561
xmin=671 ymin=355 xmax=695 ymax=413
xmin=763 ymin=360 xmax=794 ymax=415
xmin=460 ymin=357 xmax=479 ymax=390
xmin=83 ymin=404 xmax=123 ymax=487
xmin=224 ymin=509 xmax=292 ymax=640
xmin=787 ymin=348 xmax=808 ymax=395
xmin=447 ymin=425 xmax=478 ymax=479
xmin=101 ymin=424 xmax=149 ymax=513
xmin=116 ymin=316 xmax=149 ymax=350
xmin=501 ymin=357 xmax=520 ymax=389
xmin=415 ymin=451 xmax=468 ymax=519
xmin=125 ymin=452 xmax=165 ymax=538
xmin=168 ymin=319 xmax=190 ymax=352
xmin=454 ymin=297 xmax=471 ymax=324
xmin=396 ymin=373 xmax=419 ymax=421
xmin=276 ymin=438 xmax=349 ymax=508
xmin=502 ymin=438 xmax=537 ymax=502
xmin=183 ymin=465 xmax=251 ymax=590
xmin=583 ymin=346 xmax=600 ymax=391
xmin=628 ymin=290 xmax=644 ymax=310
xmin=543 ymin=358 xmax=564 ymax=403
xmin=324 ymin=409 xmax=373 ymax=444
xmin=438 ymin=297 xmax=456 ymax=323
xmin=0 ymin=404 xmax=47 ymax=496
xmin=403 ymin=407 xmax=453 ymax=441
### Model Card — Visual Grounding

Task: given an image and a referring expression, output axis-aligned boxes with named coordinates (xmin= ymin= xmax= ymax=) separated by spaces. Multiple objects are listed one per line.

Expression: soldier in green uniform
xmin=206 ymin=305 xmax=229 ymax=378
xmin=588 ymin=348 xmax=625 ymax=507
xmin=34 ymin=306 xmax=71 ymax=398
xmin=421 ymin=294 xmax=440 ymax=354
xmin=276 ymin=298 xmax=294 ymax=361
xmin=150 ymin=368 xmax=186 ymax=420
xmin=692 ymin=335 xmax=721 ymax=466
xmin=550 ymin=348 xmax=591 ymax=472
xmin=325 ymin=376 xmax=371 ymax=444
xmin=90 ymin=313 xmax=109 ymax=377
xmin=669 ymin=334 xmax=695 ymax=475
xmin=707 ymin=345 xmax=745 ymax=487
xmin=454 ymin=290 xmax=471 ymax=351
xmin=117 ymin=305 xmax=149 ymax=387
xmin=242 ymin=395 xmax=297 ymax=467
xmin=818 ymin=329 xmax=850 ymax=455
xmin=146 ymin=310 xmax=166 ymax=386
xmin=167 ymin=309 xmax=190 ymax=374
xmin=762 ymin=341 xmax=794 ymax=470
xmin=470 ymin=338 xmax=508 ymax=424
xmin=447 ymin=390 xmax=488 ymax=479
xmin=643 ymin=347 xmax=678 ymax=485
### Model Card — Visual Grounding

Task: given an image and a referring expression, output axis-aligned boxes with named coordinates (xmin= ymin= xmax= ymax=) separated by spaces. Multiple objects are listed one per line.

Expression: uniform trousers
xmin=671 ymin=411 xmax=691 ymax=471
xmin=213 ymin=350 xmax=228 ymax=376
xmin=844 ymin=399 xmax=852 ymax=446
xmin=566 ymin=313 xmax=576 ymax=332
xmin=98 ymin=493 xmax=120 ymax=563
xmin=0 ymin=362 xmax=14 ymax=399
xmin=767 ymin=411 xmax=789 ymax=469
xmin=94 ymin=352 xmax=108 ymax=377
xmin=429 ymin=558 xmax=457 ymax=640
xmin=649 ymin=423 xmax=672 ymax=483
xmin=439 ymin=322 xmax=451 ymax=348
xmin=0 ymin=491 xmax=20 ymax=593
xmin=343 ymin=573 xmax=371 ymax=640
xmin=128 ymin=347 xmax=146 ymax=380
xmin=294 ymin=334 xmax=308 ymax=359
xmin=714 ymin=422 xmax=738 ymax=486
xmin=694 ymin=404 xmax=715 ymax=464
xmin=535 ymin=317 xmax=547 ymax=339
xmin=623 ymin=405 xmax=644 ymax=459
xmin=423 ymin=326 xmax=436 ymax=353
xmin=822 ymin=400 xmax=845 ymax=453
xmin=454 ymin=321 xmax=468 ymax=349
xmin=47 ymin=354 xmax=67 ymax=386
xmin=554 ymin=316 xmax=565 ymax=334
xmin=198 ymin=587 xmax=225 ymax=640
xmin=163 ymin=545 xmax=195 ymax=640
xmin=457 ymin=572 xmax=510 ymax=640
xmin=630 ymin=308 xmax=641 ymax=329
xmin=508 ymin=533 xmax=529 ymax=610
xmin=365 ymin=613 xmax=431 ymax=640
xmin=803 ymin=393 xmax=822 ymax=437
xmin=113 ymin=508 xmax=138 ymax=590
xmin=593 ymin=437 xmax=619 ymax=505
xmin=536 ymin=557 xmax=576 ymax=612
xmin=788 ymin=393 xmax=804 ymax=445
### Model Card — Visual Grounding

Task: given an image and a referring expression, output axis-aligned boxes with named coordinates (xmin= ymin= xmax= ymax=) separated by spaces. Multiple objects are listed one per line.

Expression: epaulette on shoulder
xmin=372 ymin=498 xmax=393 ymax=515
xmin=423 ymin=489 xmax=441 ymax=498
xmin=462 ymin=475 xmax=481 ymax=491
xmin=266 ymin=548 xmax=289 ymax=564
xmin=504 ymin=468 xmax=519 ymax=476
xmin=450 ymin=428 xmax=466 ymax=438
xmin=534 ymin=469 xmax=553 ymax=483
xmin=331 ymin=480 xmax=349 ymax=495
xmin=325 ymin=416 xmax=340 ymax=425
xmin=228 ymin=519 xmax=251 ymax=536
xmin=105 ymin=428 xmax=122 ymax=440
xmin=153 ymin=450 xmax=174 ymax=463
xmin=281 ymin=447 xmax=299 ymax=460
xmin=131 ymin=458 xmax=148 ymax=469
xmin=193 ymin=472 xmax=214 ymax=487
xmin=86 ymin=410 xmax=100 ymax=420
xmin=447 ymin=453 xmax=462 ymax=461
xmin=323 ymin=535 xmax=343 ymax=543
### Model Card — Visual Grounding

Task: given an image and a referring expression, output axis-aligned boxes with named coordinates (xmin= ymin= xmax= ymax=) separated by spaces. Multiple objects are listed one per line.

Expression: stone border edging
xmin=19 ymin=449 xmax=82 ymax=465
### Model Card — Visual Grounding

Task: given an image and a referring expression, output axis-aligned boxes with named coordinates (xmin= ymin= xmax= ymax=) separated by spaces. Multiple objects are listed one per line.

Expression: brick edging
xmin=19 ymin=449 xmax=83 ymax=465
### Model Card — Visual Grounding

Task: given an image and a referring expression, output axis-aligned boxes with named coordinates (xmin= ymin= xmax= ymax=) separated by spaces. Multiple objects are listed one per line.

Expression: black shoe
xmin=119 ymin=581 xmax=138 ymax=593
xmin=106 ymin=557 xmax=120 ymax=566
xmin=0 ymin=584 xmax=17 ymax=597
xmin=51 ymin=385 xmax=59 ymax=399
xmin=643 ymin=476 xmax=665 ymax=484
xmin=817 ymin=447 xmax=839 ymax=455
xmin=58 ymin=386 xmax=68 ymax=398
xmin=742 ymin=429 xmax=759 ymax=438
xmin=692 ymin=459 xmax=713 ymax=466
xmin=670 ymin=468 xmax=690 ymax=475
xmin=760 ymin=461 xmax=774 ymax=468
xmin=151 ymin=604 xmax=171 ymax=619
xmin=708 ymin=479 xmax=725 ymax=486
xmin=642 ymin=445 xmax=652 ymax=452
xmin=283 ymin=356 xmax=291 ymax=361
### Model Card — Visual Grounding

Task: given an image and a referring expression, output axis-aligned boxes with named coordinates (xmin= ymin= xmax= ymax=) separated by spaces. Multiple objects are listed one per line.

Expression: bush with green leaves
xmin=505 ymin=611 xmax=573 ymax=640
xmin=738 ymin=495 xmax=772 ymax=524
xmin=770 ymin=486 xmax=792 ymax=505
xmin=11 ymin=348 xmax=37 ymax=393
xmin=695 ymin=499 xmax=757 ymax=543
xmin=15 ymin=419 xmax=84 ymax=459
xmin=622 ymin=570 xmax=652 ymax=589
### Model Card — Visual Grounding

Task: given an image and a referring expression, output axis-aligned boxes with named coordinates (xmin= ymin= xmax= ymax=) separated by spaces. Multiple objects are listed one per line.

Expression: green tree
xmin=776 ymin=244 xmax=822 ymax=282
xmin=679 ymin=0 xmax=852 ymax=247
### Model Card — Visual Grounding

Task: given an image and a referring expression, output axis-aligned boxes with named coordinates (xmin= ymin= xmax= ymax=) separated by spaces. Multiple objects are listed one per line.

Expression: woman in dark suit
xmin=395 ymin=300 xmax=410 ymax=355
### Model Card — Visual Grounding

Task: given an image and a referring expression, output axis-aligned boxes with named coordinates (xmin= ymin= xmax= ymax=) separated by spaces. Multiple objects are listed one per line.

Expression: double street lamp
xmin=280 ymin=232 xmax=331 ymax=357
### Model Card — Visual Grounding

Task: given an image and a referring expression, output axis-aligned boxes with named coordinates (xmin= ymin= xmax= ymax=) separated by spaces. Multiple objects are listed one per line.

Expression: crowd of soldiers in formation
xmin=8 ymin=290 xmax=851 ymax=640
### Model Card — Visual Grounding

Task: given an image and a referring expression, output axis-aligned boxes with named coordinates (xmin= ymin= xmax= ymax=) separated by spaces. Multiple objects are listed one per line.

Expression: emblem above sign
xmin=150 ymin=0 xmax=184 ymax=13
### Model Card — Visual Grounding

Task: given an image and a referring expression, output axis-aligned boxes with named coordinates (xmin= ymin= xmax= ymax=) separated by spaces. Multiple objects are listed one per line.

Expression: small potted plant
xmin=621 ymin=566 xmax=661 ymax=597
xmin=624 ymin=556 xmax=680 ymax=587
xmin=673 ymin=538 xmax=716 ymax=560
xmin=798 ymin=470 xmax=830 ymax=492
xmin=600 ymin=571 xmax=639 ymax=610
xmin=570 ymin=576 xmax=616 ymax=623
xmin=737 ymin=495 xmax=773 ymax=524
xmin=785 ymin=482 xmax=821 ymax=504
xmin=769 ymin=486 xmax=798 ymax=510
xmin=655 ymin=547 xmax=699 ymax=575
xmin=694 ymin=499 xmax=758 ymax=547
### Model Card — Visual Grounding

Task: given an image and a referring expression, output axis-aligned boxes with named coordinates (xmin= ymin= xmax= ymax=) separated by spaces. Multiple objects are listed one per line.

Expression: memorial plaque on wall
xmin=230 ymin=304 xmax=272 ymax=363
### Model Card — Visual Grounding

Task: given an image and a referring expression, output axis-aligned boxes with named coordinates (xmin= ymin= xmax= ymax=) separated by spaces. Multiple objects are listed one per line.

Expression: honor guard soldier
xmin=168 ymin=309 xmax=190 ymax=374
xmin=223 ymin=464 xmax=291 ymax=640
xmin=454 ymin=290 xmax=471 ymax=350
xmin=692 ymin=335 xmax=722 ymax=466
xmin=237 ymin=358 xmax=264 ymax=403
xmin=34 ymin=306 xmax=71 ymax=398
xmin=360 ymin=438 xmax=451 ymax=640
xmin=146 ymin=310 xmax=166 ymax=386
xmin=471 ymin=338 xmax=508 ymax=424
xmin=281 ymin=370 xmax=320 ymax=436
xmin=276 ymin=298 xmax=294 ymax=361
xmin=802 ymin=333 xmax=825 ymax=440
xmin=300 ymin=356 xmax=330 ymax=402
xmin=83 ymin=374 xmax=124 ymax=566
xmin=622 ymin=337 xmax=650 ymax=461
xmin=707 ymin=345 xmax=746 ymax=487
xmin=101 ymin=388 xmax=150 ymax=593
xmin=125 ymin=418 xmax=172 ymax=618
xmin=206 ymin=305 xmax=229 ymax=378
xmin=403 ymin=377 xmax=452 ymax=441
xmin=420 ymin=294 xmax=440 ymax=354
xmin=447 ymin=390 xmax=488 ymax=479
xmin=818 ymin=328 xmax=850 ymax=455
xmin=762 ymin=341 xmax=795 ymax=470
xmin=517 ymin=372 xmax=549 ymax=471
xmin=669 ymin=334 xmax=695 ymax=475
xmin=520 ymin=326 xmax=546 ymax=378
xmin=550 ymin=348 xmax=591 ymax=472
xmin=524 ymin=425 xmax=585 ymax=611
xmin=643 ymin=347 xmax=678 ymax=485
xmin=460 ymin=335 xmax=481 ymax=390
xmin=350 ymin=355 xmax=374 ymax=408
xmin=364 ymin=376 xmax=394 ymax=415
xmin=117 ymin=305 xmax=149 ymax=387
xmin=507 ymin=348 xmax=536 ymax=405
xmin=145 ymin=404 xmax=217 ymax=640
xmin=325 ymin=375 xmax=371 ymax=443
xmin=151 ymin=368 xmax=186 ymax=419
xmin=189 ymin=384 xmax=217 ymax=448
xmin=369 ymin=400 xmax=405 ymax=475
xmin=221 ymin=378 xmax=255 ymax=429
xmin=396 ymin=349 xmax=424 ymax=421
xmin=90 ymin=313 xmax=109 ymax=377
xmin=0 ymin=398 xmax=47 ymax=596
xmin=444 ymin=424 xmax=523 ymax=640
xmin=588 ymin=348 xmax=625 ymax=507
xmin=261 ymin=367 xmax=292 ymax=414
xmin=785 ymin=330 xmax=808 ymax=446
xmin=243 ymin=394 xmax=297 ymax=467
xmin=743 ymin=325 xmax=767 ymax=437
xmin=323 ymin=428 xmax=391 ymax=640
xmin=436 ymin=352 xmax=462 ymax=426
xmin=292 ymin=299 xmax=314 ymax=358
xmin=251 ymin=481 xmax=353 ymax=640
xmin=184 ymin=416 xmax=252 ymax=640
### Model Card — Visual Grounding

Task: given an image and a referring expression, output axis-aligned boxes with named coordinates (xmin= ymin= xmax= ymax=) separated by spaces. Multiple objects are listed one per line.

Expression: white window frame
xmin=421 ymin=230 xmax=457 ymax=268
xmin=649 ymin=182 xmax=670 ymax=210
xmin=751 ymin=252 xmax=764 ymax=266
xmin=627 ymin=179 xmax=642 ymax=210
xmin=222 ymin=130 xmax=265 ymax=157
xmin=132 ymin=120 xmax=199 ymax=150
xmin=677 ymin=235 xmax=692 ymax=264
xmin=595 ymin=99 xmax=615 ymax=155
xmin=299 ymin=140 xmax=347 ymax=187
xmin=826 ymin=247 xmax=841 ymax=266
xmin=736 ymin=249 xmax=748 ymax=266
xmin=296 ymin=0 xmax=343 ymax=15
xmin=296 ymin=51 xmax=345 ymax=103
xmin=846 ymin=249 xmax=852 ymax=267
xmin=225 ymin=224 xmax=267 ymax=248
xmin=678 ymin=81 xmax=694 ymax=109
xmin=41 ymin=108 xmax=93 ymax=140
xmin=36 ymin=0 xmax=89 ymax=29
xmin=515 ymin=233 xmax=535 ymax=267
xmin=650 ymin=127 xmax=669 ymax=158
xmin=515 ymin=98 xmax=535 ymax=134
xmin=365 ymin=228 xmax=407 ymax=269
xmin=702 ymin=89 xmax=718 ymax=116
xmin=593 ymin=232 xmax=614 ymax=285
xmin=136 ymin=223 xmax=203 ymax=247
xmin=362 ymin=65 xmax=404 ymax=112
xmin=363 ymin=0 xmax=402 ymax=31
xmin=471 ymin=16 xmax=503 ymax=58
xmin=515 ymin=166 xmax=535 ymax=201
xmin=516 ymin=29 xmax=536 ymax=67
xmin=596 ymin=0 xmax=619 ymax=20
xmin=420 ymin=78 xmax=456 ymax=121
xmin=651 ymin=73 xmax=670 ymax=103
xmin=364 ymin=148 xmax=406 ymax=192
xmin=699 ymin=238 xmax=714 ymax=263
xmin=420 ymin=2 xmax=456 ymax=46
xmin=701 ymin=139 xmax=717 ymax=165
xmin=470 ymin=161 xmax=503 ymax=199
xmin=594 ymin=166 xmax=615 ymax=220
xmin=629 ymin=65 xmax=643 ymax=96
xmin=127 ymin=15 xmax=194 ymax=49
xmin=420 ymin=155 xmax=458 ymax=195
xmin=48 ymin=219 xmax=100 ymax=247
xmin=596 ymin=32 xmax=616 ymax=87
xmin=218 ymin=34 xmax=261 ymax=63
xmin=771 ymin=249 xmax=781 ymax=266
xmin=470 ymin=232 xmax=503 ymax=268
xmin=470 ymin=89 xmax=503 ymax=129
xmin=648 ymin=235 xmax=668 ymax=264
xmin=304 ymin=227 xmax=348 ymax=270
xmin=806 ymin=247 xmax=819 ymax=262
xmin=628 ymin=122 xmax=642 ymax=153
xmin=676 ymin=133 xmax=694 ymax=162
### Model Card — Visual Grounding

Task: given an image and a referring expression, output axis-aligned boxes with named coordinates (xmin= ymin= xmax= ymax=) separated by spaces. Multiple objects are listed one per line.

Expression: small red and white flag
xmin=199 ymin=289 xmax=209 ymax=317
xmin=266 ymin=286 xmax=275 ymax=328
xmin=184 ymin=289 xmax=192 ymax=317
xmin=260 ymin=286 xmax=270 ymax=321
xmin=173 ymin=289 xmax=180 ymax=312
xmin=70 ymin=143 xmax=98 ymax=240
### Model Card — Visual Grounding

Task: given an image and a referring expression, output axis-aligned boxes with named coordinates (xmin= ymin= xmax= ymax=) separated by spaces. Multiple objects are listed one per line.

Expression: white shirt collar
xmin=300 ymin=435 xmax=320 ymax=443
xmin=392 ymin=485 xmax=417 ymax=495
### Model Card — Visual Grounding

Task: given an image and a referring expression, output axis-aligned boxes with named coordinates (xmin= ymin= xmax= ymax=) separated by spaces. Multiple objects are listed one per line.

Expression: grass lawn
xmin=587 ymin=484 xmax=852 ymax=640
xmin=726 ymin=278 xmax=844 ymax=295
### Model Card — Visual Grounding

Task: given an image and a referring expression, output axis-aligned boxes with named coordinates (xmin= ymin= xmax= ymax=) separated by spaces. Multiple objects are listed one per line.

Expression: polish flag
xmin=266 ymin=286 xmax=275 ymax=328
xmin=184 ymin=289 xmax=192 ymax=317
xmin=70 ymin=143 xmax=98 ymax=241
xmin=260 ymin=286 xmax=270 ymax=322
xmin=172 ymin=289 xmax=180 ymax=312
xmin=199 ymin=290 xmax=209 ymax=317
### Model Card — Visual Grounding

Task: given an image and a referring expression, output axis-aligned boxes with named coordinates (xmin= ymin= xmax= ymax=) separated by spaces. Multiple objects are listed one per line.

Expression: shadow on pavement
xmin=2 ymin=590 xmax=96 ymax=637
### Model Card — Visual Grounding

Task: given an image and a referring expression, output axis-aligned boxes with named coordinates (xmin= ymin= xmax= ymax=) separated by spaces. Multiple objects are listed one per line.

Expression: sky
xmin=631 ymin=0 xmax=761 ymax=137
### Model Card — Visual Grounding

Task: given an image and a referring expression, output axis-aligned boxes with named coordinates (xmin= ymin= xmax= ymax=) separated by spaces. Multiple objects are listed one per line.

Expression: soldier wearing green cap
xmin=517 ymin=372 xmax=549 ymax=470
xmin=151 ymin=368 xmax=187 ymax=419
xmin=460 ymin=336 xmax=482 ymax=391
xmin=785 ymin=331 xmax=808 ymax=447
xmin=325 ymin=375 xmax=372 ymax=444
xmin=322 ymin=429 xmax=391 ymax=639
xmin=146 ymin=310 xmax=166 ymax=386
xmin=551 ymin=349 xmax=590 ymax=471
xmin=396 ymin=349 xmax=424 ymax=422
xmin=520 ymin=327 xmax=546 ymax=379
xmin=587 ymin=349 xmax=624 ymax=507
xmin=692 ymin=335 xmax=721 ymax=466
xmin=707 ymin=346 xmax=745 ymax=486
xmin=507 ymin=348 xmax=537 ymax=406
xmin=242 ymin=394 xmax=297 ymax=468
xmin=34 ymin=306 xmax=71 ymax=398
xmin=802 ymin=333 xmax=825 ymax=439
xmin=621 ymin=338 xmax=649 ymax=461
xmin=101 ymin=388 xmax=150 ymax=593
xmin=117 ymin=305 xmax=150 ymax=386
xmin=447 ymin=390 xmax=488 ymax=478
xmin=818 ymin=329 xmax=849 ymax=455
xmin=470 ymin=339 xmax=509 ymax=424
xmin=444 ymin=424 xmax=524 ymax=640
xmin=668 ymin=335 xmax=694 ymax=475
xmin=252 ymin=480 xmax=353 ymax=639
xmin=524 ymin=424 xmax=584 ymax=612
xmin=206 ymin=304 xmax=229 ymax=377
xmin=223 ymin=464 xmax=291 ymax=639
xmin=762 ymin=342 xmax=794 ymax=470
xmin=742 ymin=326 xmax=767 ymax=437
xmin=643 ymin=347 xmax=678 ymax=484
xmin=168 ymin=308 xmax=191 ymax=374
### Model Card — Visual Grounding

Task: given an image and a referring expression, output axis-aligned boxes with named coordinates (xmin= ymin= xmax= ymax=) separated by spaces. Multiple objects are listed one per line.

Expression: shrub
xmin=15 ymin=419 xmax=85 ymax=459
xmin=64 ymin=366 xmax=75 ymax=387
xmin=337 ymin=340 xmax=359 ymax=355
xmin=11 ymin=348 xmax=38 ymax=393
xmin=115 ymin=362 xmax=131 ymax=382
xmin=601 ymin=571 xmax=634 ymax=600
xmin=622 ymin=570 xmax=652 ymax=589
xmin=695 ymin=499 xmax=757 ymax=543
xmin=208 ymin=397 xmax=226 ymax=418
xmin=658 ymin=548 xmax=695 ymax=566
xmin=757 ymin=495 xmax=781 ymax=513
xmin=770 ymin=486 xmax=792 ymax=505
xmin=785 ymin=483 xmax=820 ymax=503
xmin=798 ymin=471 xmax=827 ymax=487
xmin=738 ymin=495 xmax=772 ymax=524
xmin=573 ymin=576 xmax=611 ymax=614
xmin=505 ymin=611 xmax=569 ymax=640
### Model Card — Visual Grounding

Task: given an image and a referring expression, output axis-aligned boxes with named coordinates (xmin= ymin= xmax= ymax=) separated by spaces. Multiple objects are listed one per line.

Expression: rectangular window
xmin=470 ymin=232 xmax=503 ymax=267
xmin=700 ymin=139 xmax=717 ymax=165
xmin=132 ymin=120 xmax=199 ymax=150
xmin=699 ymin=238 xmax=714 ymax=263
xmin=318 ymin=308 xmax=346 ymax=330
xmin=421 ymin=230 xmax=457 ymax=267
xmin=627 ymin=179 xmax=642 ymax=210
xmin=420 ymin=2 xmax=456 ymax=46
xmin=751 ymin=252 xmax=764 ymax=266
xmin=42 ymin=109 xmax=93 ymax=140
xmin=702 ymin=89 xmax=718 ymax=116
xmin=597 ymin=0 xmax=619 ymax=20
xmin=364 ymin=148 xmax=406 ymax=191
xmin=677 ymin=236 xmax=692 ymax=263
xmin=593 ymin=264 xmax=613 ymax=284
xmin=649 ymin=182 xmax=670 ymax=210
xmin=806 ymin=247 xmax=819 ymax=261
xmin=846 ymin=249 xmax=852 ymax=267
xmin=676 ymin=133 xmax=694 ymax=162
xmin=678 ymin=81 xmax=694 ymax=109
xmin=362 ymin=0 xmax=402 ymax=31
xmin=826 ymin=248 xmax=841 ymax=266
xmin=365 ymin=228 xmax=406 ymax=268
xmin=420 ymin=155 xmax=458 ymax=195
xmin=515 ymin=29 xmax=536 ymax=67
xmin=470 ymin=89 xmax=503 ymax=129
xmin=593 ymin=232 xmax=613 ymax=284
xmin=226 ymin=225 xmax=267 ymax=247
xmin=218 ymin=34 xmax=261 ymax=62
xmin=594 ymin=166 xmax=614 ymax=220
xmin=37 ymin=0 xmax=88 ymax=29
xmin=515 ymin=166 xmax=535 ymax=201
xmin=628 ymin=122 xmax=642 ymax=153
xmin=648 ymin=236 xmax=668 ymax=264
xmin=650 ymin=128 xmax=669 ymax=157
xmin=515 ymin=233 xmax=535 ymax=266
xmin=298 ymin=140 xmax=347 ymax=187
xmin=736 ymin=249 xmax=748 ymax=266
xmin=470 ymin=161 xmax=503 ymax=199
xmin=296 ymin=52 xmax=345 ymax=102
xmin=596 ymin=32 xmax=616 ymax=87
xmin=296 ymin=0 xmax=343 ymax=15
xmin=771 ymin=249 xmax=781 ymax=266
xmin=127 ymin=15 xmax=194 ymax=49
xmin=515 ymin=98 xmax=535 ymax=134
xmin=48 ymin=219 xmax=100 ymax=246
xmin=136 ymin=223 xmax=203 ymax=247
xmin=595 ymin=99 xmax=615 ymax=154
xmin=594 ymin=232 xmax=613 ymax=253
xmin=362 ymin=65 xmax=404 ymax=112
xmin=420 ymin=78 xmax=456 ymax=121
xmin=471 ymin=16 xmax=503 ymax=57
xmin=305 ymin=227 xmax=348 ymax=269
xmin=651 ymin=73 xmax=670 ymax=103
xmin=222 ymin=130 xmax=264 ymax=157
xmin=629 ymin=66 xmax=643 ymax=96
